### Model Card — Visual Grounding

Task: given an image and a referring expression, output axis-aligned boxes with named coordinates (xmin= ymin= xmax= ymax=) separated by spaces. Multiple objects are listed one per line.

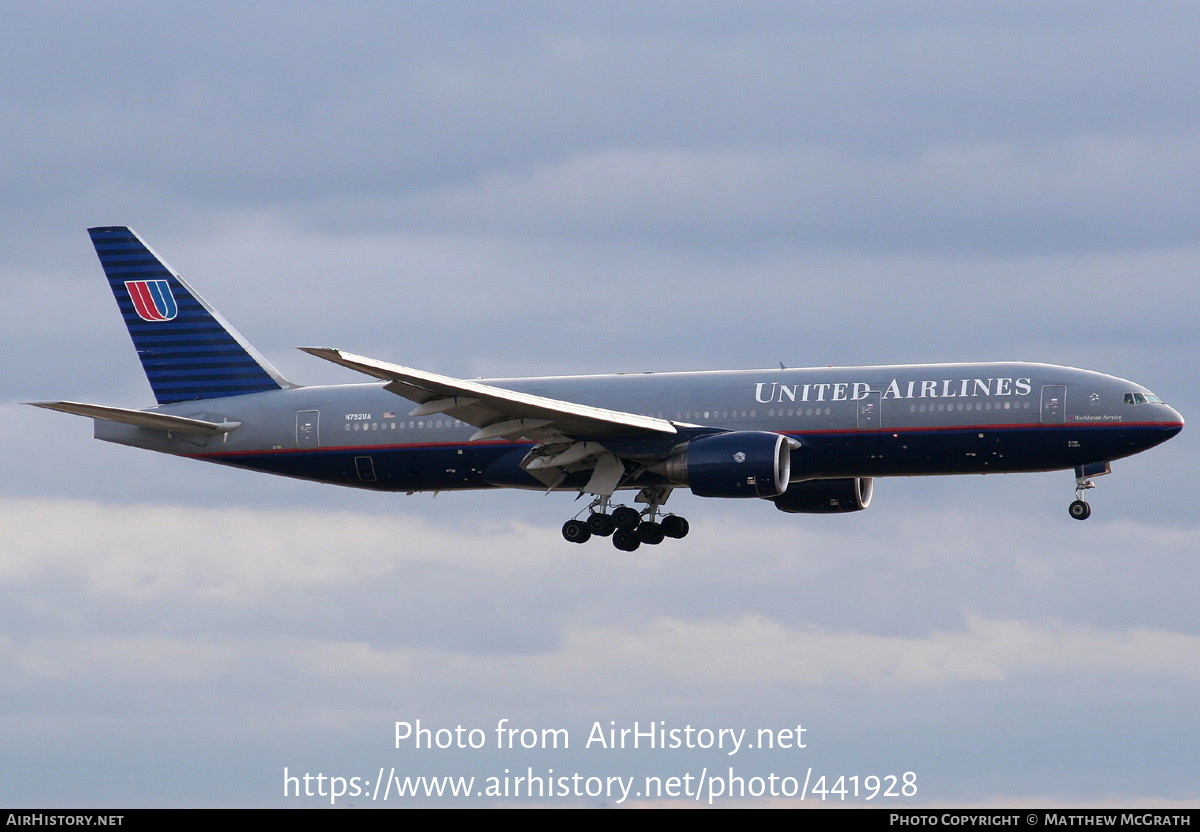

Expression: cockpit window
xmin=1124 ymin=392 xmax=1164 ymax=405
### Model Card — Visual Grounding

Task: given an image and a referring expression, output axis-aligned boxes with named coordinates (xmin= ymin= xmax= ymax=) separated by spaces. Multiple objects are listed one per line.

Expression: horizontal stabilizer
xmin=27 ymin=401 xmax=240 ymax=435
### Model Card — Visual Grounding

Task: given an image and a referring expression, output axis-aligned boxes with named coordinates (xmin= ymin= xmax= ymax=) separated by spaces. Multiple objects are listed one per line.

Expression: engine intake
xmin=662 ymin=431 xmax=791 ymax=498
xmin=770 ymin=478 xmax=874 ymax=513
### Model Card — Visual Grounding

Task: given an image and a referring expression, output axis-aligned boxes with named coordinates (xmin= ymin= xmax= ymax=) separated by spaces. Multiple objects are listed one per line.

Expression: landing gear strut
xmin=1068 ymin=463 xmax=1109 ymax=521
xmin=1069 ymin=477 xmax=1093 ymax=520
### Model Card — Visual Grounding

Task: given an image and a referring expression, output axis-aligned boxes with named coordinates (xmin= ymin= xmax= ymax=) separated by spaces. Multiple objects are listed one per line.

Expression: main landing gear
xmin=561 ymin=489 xmax=689 ymax=551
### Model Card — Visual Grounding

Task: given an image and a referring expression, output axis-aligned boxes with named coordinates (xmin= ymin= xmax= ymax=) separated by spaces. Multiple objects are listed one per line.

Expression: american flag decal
xmin=125 ymin=279 xmax=178 ymax=322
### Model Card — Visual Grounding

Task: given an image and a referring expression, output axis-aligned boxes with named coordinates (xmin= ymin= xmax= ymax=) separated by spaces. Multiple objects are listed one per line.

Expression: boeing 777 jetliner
xmin=32 ymin=227 xmax=1184 ymax=550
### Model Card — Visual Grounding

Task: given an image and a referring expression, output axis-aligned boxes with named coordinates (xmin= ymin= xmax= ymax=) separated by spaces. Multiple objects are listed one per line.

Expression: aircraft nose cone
xmin=1163 ymin=406 xmax=1184 ymax=439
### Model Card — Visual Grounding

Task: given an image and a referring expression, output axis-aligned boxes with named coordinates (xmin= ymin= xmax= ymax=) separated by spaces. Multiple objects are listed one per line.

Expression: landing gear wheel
xmin=637 ymin=521 xmax=665 ymax=545
xmin=611 ymin=506 xmax=641 ymax=530
xmin=612 ymin=529 xmax=642 ymax=551
xmin=586 ymin=512 xmax=615 ymax=536
xmin=1068 ymin=500 xmax=1091 ymax=521
xmin=562 ymin=519 xmax=591 ymax=543
xmin=660 ymin=515 xmax=690 ymax=539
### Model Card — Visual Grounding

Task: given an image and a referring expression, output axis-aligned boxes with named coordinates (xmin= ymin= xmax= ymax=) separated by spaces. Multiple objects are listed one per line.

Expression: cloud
xmin=4 ymin=607 xmax=1197 ymax=709
xmin=387 ymin=136 xmax=1200 ymax=255
xmin=0 ymin=497 xmax=549 ymax=603
xmin=4 ymin=497 xmax=1198 ymax=686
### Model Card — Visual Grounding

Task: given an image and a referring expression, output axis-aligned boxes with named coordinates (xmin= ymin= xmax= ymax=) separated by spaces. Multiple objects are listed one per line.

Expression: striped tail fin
xmin=88 ymin=226 xmax=294 ymax=404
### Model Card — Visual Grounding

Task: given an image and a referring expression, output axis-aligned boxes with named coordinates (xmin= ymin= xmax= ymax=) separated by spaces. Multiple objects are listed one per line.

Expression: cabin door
xmin=296 ymin=410 xmax=320 ymax=448
xmin=1040 ymin=385 xmax=1066 ymax=424
xmin=857 ymin=390 xmax=882 ymax=430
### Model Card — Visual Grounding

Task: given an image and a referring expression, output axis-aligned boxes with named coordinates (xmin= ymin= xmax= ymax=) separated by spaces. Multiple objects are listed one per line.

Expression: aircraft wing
xmin=298 ymin=347 xmax=677 ymax=442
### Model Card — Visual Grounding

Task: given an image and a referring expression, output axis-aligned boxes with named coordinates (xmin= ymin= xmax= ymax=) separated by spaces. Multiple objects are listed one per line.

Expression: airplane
xmin=31 ymin=226 xmax=1184 ymax=551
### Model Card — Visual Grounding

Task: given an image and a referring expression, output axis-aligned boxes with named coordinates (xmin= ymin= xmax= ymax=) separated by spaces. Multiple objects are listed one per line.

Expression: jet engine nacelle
xmin=663 ymin=431 xmax=791 ymax=498
xmin=770 ymin=477 xmax=874 ymax=513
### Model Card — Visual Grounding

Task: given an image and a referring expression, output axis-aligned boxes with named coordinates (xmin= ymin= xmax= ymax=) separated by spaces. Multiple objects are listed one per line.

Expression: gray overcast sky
xmin=1 ymin=2 xmax=1197 ymax=807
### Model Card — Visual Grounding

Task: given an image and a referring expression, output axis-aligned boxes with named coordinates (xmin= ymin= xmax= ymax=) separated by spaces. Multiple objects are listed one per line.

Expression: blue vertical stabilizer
xmin=88 ymin=226 xmax=293 ymax=403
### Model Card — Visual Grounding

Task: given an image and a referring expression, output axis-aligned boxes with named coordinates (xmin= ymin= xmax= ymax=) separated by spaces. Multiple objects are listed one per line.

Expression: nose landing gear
xmin=1068 ymin=462 xmax=1110 ymax=521
xmin=1069 ymin=475 xmax=1095 ymax=520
